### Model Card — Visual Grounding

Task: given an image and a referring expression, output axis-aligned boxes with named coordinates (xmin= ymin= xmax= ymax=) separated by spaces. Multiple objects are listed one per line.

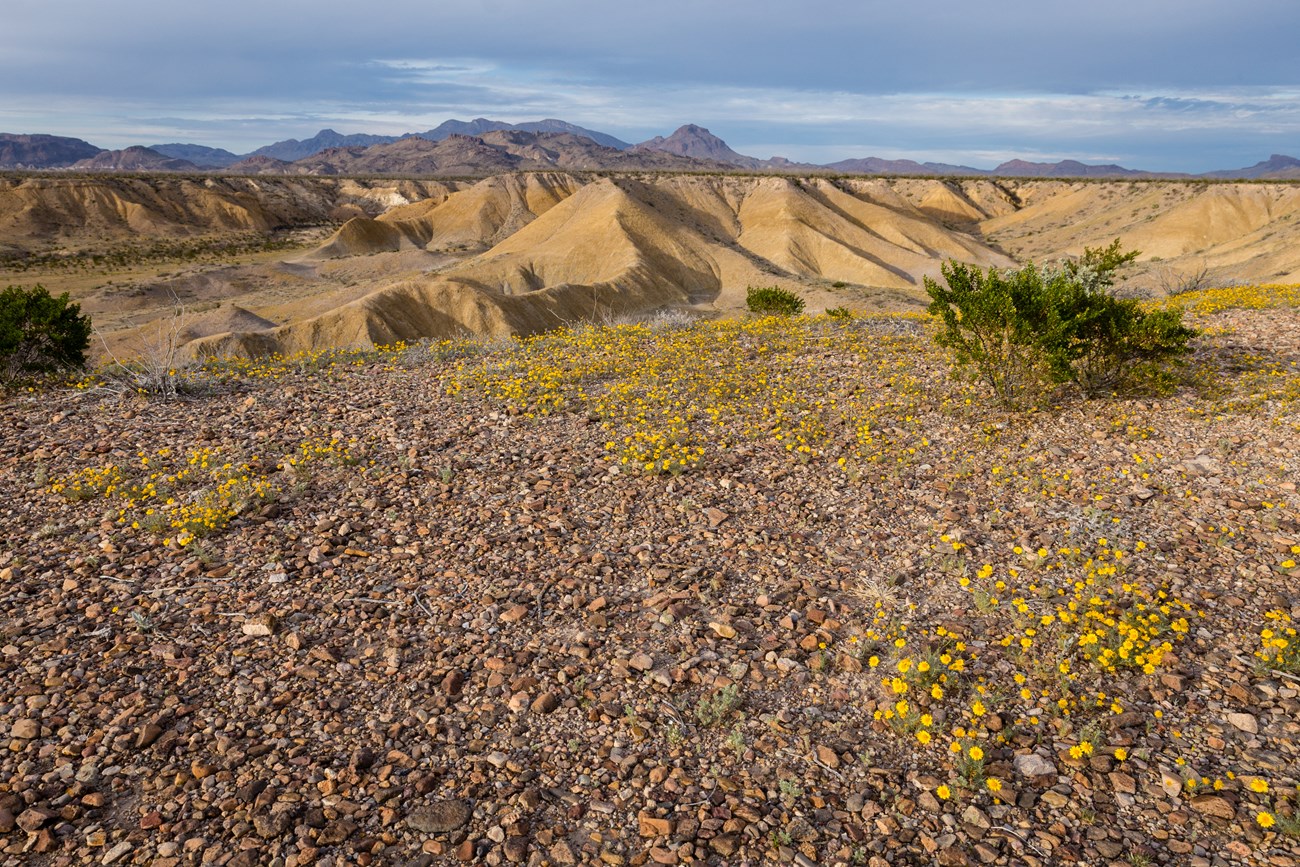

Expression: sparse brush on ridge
xmin=924 ymin=240 xmax=1197 ymax=407
xmin=746 ymin=285 xmax=805 ymax=316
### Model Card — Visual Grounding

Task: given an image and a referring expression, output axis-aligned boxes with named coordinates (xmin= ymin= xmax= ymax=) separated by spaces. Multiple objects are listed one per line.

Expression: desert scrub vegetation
xmin=452 ymin=314 xmax=939 ymax=478
xmin=68 ymin=338 xmax=476 ymax=399
xmin=0 ymin=232 xmax=311 ymax=273
xmin=49 ymin=438 xmax=363 ymax=548
xmin=746 ymin=285 xmax=806 ymax=316
xmin=925 ymin=242 xmax=1196 ymax=406
xmin=450 ymin=281 xmax=1300 ymax=481
xmin=439 ymin=287 xmax=1300 ymax=841
xmin=0 ymin=283 xmax=92 ymax=385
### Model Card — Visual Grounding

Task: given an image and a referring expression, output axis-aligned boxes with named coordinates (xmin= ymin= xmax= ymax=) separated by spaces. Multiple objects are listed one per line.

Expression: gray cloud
xmin=2 ymin=0 xmax=1298 ymax=170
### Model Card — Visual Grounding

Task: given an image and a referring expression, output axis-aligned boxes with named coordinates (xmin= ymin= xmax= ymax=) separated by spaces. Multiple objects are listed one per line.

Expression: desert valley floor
xmin=0 ymin=172 xmax=1299 ymax=867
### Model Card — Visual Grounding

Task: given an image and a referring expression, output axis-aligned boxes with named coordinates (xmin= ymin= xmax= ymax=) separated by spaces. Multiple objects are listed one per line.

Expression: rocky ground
xmin=1 ymin=290 xmax=1299 ymax=867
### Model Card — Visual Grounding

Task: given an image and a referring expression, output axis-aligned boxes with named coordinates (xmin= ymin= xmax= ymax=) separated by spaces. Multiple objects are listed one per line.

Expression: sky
xmin=2 ymin=0 xmax=1298 ymax=172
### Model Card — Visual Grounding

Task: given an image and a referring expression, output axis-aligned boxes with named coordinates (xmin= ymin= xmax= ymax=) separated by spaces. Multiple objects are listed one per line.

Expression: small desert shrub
xmin=695 ymin=684 xmax=742 ymax=727
xmin=0 ymin=284 xmax=92 ymax=384
xmin=1156 ymin=262 xmax=1212 ymax=296
xmin=641 ymin=309 xmax=698 ymax=331
xmin=747 ymin=285 xmax=805 ymax=316
xmin=610 ymin=308 xmax=697 ymax=331
xmin=826 ymin=306 xmax=853 ymax=320
xmin=96 ymin=306 xmax=192 ymax=401
xmin=924 ymin=241 xmax=1196 ymax=406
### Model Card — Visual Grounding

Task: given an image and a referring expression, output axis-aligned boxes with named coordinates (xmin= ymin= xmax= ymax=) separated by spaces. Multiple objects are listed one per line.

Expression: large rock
xmin=241 ymin=613 xmax=278 ymax=636
xmin=16 ymin=807 xmax=58 ymax=834
xmin=406 ymin=799 xmax=471 ymax=834
xmin=10 ymin=719 xmax=39 ymax=739
xmin=1189 ymin=795 xmax=1236 ymax=820
xmin=530 ymin=692 xmax=560 ymax=714
xmin=1226 ymin=713 xmax=1258 ymax=734
xmin=1013 ymin=752 xmax=1056 ymax=782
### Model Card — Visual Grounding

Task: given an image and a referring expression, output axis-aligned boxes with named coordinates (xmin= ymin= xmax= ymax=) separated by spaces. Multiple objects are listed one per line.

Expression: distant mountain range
xmin=161 ymin=119 xmax=631 ymax=166
xmin=1201 ymin=153 xmax=1300 ymax=180
xmin=2 ymin=122 xmax=1299 ymax=180
xmin=233 ymin=130 xmax=726 ymax=176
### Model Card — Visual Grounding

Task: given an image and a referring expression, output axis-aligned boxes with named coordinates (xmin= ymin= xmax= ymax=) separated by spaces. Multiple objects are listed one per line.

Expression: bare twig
xmin=94 ymin=298 xmax=191 ymax=401
xmin=991 ymin=824 xmax=1047 ymax=858
xmin=413 ymin=593 xmax=436 ymax=619
xmin=1156 ymin=261 xmax=1212 ymax=297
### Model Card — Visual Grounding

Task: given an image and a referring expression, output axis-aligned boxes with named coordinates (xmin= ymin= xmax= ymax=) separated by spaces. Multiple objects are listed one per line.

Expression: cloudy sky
xmin=3 ymin=0 xmax=1298 ymax=171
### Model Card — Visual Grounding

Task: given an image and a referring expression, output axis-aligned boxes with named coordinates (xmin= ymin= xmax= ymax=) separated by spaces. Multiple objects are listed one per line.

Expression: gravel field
xmin=1 ymin=294 xmax=1298 ymax=867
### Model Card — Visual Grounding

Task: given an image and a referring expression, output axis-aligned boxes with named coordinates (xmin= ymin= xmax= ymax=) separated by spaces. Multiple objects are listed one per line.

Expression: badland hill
xmin=4 ymin=171 xmax=1300 ymax=363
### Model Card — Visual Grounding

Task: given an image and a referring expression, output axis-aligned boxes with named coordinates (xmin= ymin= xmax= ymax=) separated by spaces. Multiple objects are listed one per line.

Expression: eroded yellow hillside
xmin=5 ymin=173 xmax=1300 ymax=359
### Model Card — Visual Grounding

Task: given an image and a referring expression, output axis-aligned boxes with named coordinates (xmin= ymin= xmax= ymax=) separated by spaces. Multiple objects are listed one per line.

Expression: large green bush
xmin=924 ymin=242 xmax=1196 ymax=406
xmin=746 ymin=285 xmax=805 ymax=316
xmin=0 ymin=284 xmax=93 ymax=384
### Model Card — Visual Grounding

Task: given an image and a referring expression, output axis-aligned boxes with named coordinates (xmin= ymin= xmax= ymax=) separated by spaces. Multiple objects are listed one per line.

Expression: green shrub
xmin=747 ymin=285 xmax=805 ymax=316
xmin=1047 ymin=287 xmax=1197 ymax=397
xmin=0 ymin=285 xmax=93 ymax=384
xmin=923 ymin=261 xmax=1058 ymax=407
xmin=924 ymin=242 xmax=1196 ymax=406
xmin=826 ymin=306 xmax=853 ymax=320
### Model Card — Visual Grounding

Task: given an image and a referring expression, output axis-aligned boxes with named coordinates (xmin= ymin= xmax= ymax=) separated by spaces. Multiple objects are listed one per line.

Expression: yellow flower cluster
xmin=284 ymin=436 xmax=360 ymax=469
xmin=1256 ymin=609 xmax=1298 ymax=674
xmin=1153 ymin=283 xmax=1300 ymax=317
xmin=48 ymin=464 xmax=124 ymax=500
xmin=167 ymin=472 xmax=275 ymax=547
xmin=963 ymin=539 xmax=1194 ymax=684
xmin=454 ymin=314 xmax=944 ymax=477
xmin=50 ymin=439 xmax=360 ymax=549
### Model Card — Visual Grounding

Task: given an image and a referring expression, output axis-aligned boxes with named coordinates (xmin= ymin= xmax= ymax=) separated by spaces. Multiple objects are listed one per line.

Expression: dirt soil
xmin=1 ymin=295 xmax=1297 ymax=866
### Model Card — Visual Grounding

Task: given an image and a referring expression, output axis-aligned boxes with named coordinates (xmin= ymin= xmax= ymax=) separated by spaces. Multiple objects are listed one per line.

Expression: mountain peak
xmin=633 ymin=124 xmax=759 ymax=167
xmin=416 ymin=118 xmax=629 ymax=150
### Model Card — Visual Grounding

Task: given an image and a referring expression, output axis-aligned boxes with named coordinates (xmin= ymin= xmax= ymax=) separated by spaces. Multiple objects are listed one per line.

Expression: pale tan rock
xmin=241 ymin=613 xmax=277 ymax=636
xmin=1226 ymin=712 xmax=1258 ymax=734
xmin=10 ymin=718 xmax=38 ymax=739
